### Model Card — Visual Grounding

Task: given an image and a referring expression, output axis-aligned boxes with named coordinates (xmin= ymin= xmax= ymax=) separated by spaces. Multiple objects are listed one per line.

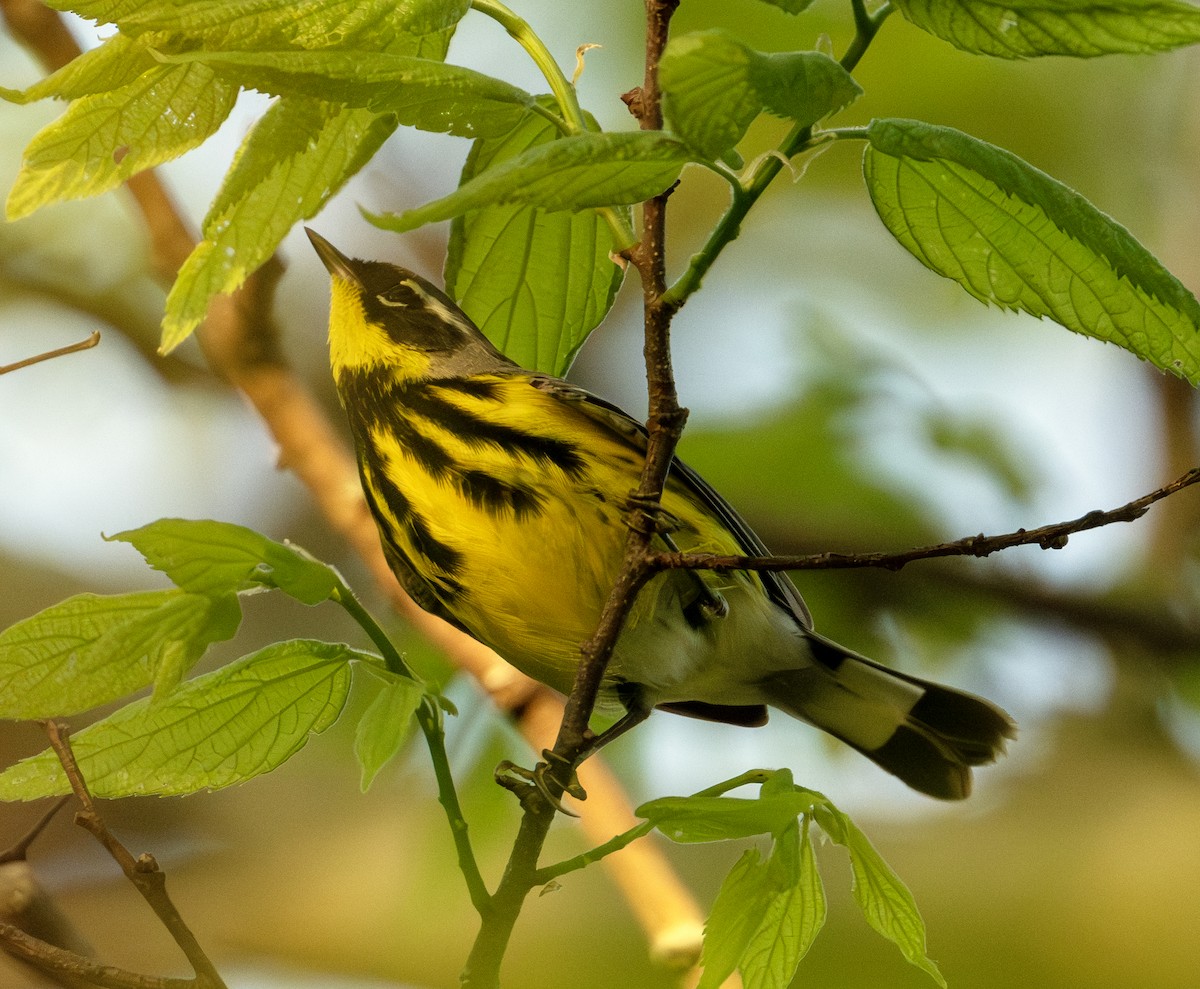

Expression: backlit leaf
xmin=6 ymin=61 xmax=236 ymax=220
xmin=0 ymin=590 xmax=240 ymax=719
xmin=638 ymin=791 xmax=809 ymax=842
xmin=161 ymin=50 xmax=534 ymax=138
xmin=0 ymin=639 xmax=362 ymax=799
xmin=698 ymin=849 xmax=774 ymax=989
xmin=354 ymin=672 xmax=424 ymax=790
xmin=110 ymin=518 xmax=341 ymax=604
xmin=0 ymin=33 xmax=157 ymax=104
xmin=445 ymin=100 xmax=625 ymax=374
xmin=367 ymin=131 xmax=692 ymax=233
xmin=864 ymin=118 xmax=1200 ymax=384
xmin=740 ymin=819 xmax=827 ymax=989
xmin=815 ymin=801 xmax=946 ymax=986
xmin=661 ymin=31 xmax=860 ymax=160
xmin=894 ymin=0 xmax=1200 ymax=58
xmin=160 ymin=100 xmax=395 ymax=352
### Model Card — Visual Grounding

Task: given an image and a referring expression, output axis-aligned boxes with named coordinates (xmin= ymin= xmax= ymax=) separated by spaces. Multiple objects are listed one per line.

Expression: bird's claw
xmin=494 ymin=750 xmax=587 ymax=817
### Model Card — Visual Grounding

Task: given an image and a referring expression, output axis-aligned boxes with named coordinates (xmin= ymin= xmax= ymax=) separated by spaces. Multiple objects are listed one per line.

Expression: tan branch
xmin=651 ymin=467 xmax=1200 ymax=575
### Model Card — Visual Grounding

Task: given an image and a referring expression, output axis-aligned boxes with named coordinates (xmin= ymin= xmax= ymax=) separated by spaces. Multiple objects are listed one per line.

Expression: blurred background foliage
xmin=2 ymin=0 xmax=1200 ymax=986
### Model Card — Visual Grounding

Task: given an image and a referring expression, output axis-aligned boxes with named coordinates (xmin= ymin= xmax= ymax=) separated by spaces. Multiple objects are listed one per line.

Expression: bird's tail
xmin=759 ymin=634 xmax=1015 ymax=799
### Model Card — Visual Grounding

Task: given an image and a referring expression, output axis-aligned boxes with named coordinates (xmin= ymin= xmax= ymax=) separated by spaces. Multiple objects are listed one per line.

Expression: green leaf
xmin=864 ymin=118 xmax=1200 ymax=384
xmin=0 ymin=639 xmax=362 ymax=799
xmin=751 ymin=49 xmax=863 ymax=126
xmin=660 ymin=31 xmax=860 ymax=160
xmin=894 ymin=0 xmax=1200 ymax=58
xmin=354 ymin=672 xmax=424 ymax=791
xmin=0 ymin=590 xmax=240 ymax=719
xmin=81 ymin=0 xmax=468 ymax=50
xmin=639 ymin=792 xmax=809 ymax=842
xmin=815 ymin=802 xmax=946 ymax=987
xmin=160 ymin=99 xmax=396 ymax=352
xmin=0 ymin=33 xmax=158 ymax=104
xmin=740 ymin=819 xmax=827 ymax=989
xmin=367 ymin=131 xmax=692 ymax=233
xmin=698 ymin=848 xmax=775 ymax=989
xmin=445 ymin=100 xmax=625 ymax=375
xmin=160 ymin=50 xmax=535 ymax=139
xmin=109 ymin=518 xmax=342 ymax=604
xmin=6 ymin=61 xmax=237 ymax=220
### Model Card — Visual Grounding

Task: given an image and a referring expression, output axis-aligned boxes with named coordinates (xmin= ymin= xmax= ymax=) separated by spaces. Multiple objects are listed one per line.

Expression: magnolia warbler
xmin=308 ymin=229 xmax=1014 ymax=799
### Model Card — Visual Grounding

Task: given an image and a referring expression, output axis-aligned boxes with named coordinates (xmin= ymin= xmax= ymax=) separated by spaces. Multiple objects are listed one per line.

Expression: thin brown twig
xmin=650 ymin=467 xmax=1200 ymax=574
xmin=0 ymin=331 xmax=100 ymax=376
xmin=41 ymin=722 xmax=228 ymax=989
xmin=461 ymin=3 xmax=690 ymax=985
xmin=0 ymin=797 xmax=69 ymax=864
xmin=0 ymin=923 xmax=198 ymax=989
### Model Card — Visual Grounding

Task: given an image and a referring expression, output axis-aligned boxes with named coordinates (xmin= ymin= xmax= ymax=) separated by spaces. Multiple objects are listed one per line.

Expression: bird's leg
xmin=494 ymin=686 xmax=655 ymax=816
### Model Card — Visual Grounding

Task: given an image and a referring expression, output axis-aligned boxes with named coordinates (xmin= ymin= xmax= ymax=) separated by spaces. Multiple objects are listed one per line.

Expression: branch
xmin=0 ymin=331 xmax=100 ymax=375
xmin=462 ymin=2 xmax=692 ymax=985
xmin=42 ymin=722 xmax=228 ymax=989
xmin=650 ymin=467 xmax=1200 ymax=574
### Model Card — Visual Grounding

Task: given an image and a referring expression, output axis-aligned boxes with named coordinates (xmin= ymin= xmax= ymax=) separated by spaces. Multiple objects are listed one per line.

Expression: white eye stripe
xmin=376 ymin=278 xmax=423 ymax=308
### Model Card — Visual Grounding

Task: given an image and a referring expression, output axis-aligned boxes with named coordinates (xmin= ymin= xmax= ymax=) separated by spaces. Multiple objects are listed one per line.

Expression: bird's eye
xmin=376 ymin=283 xmax=420 ymax=308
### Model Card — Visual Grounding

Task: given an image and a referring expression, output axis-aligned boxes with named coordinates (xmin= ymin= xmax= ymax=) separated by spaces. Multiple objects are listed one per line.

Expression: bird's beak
xmin=305 ymin=227 xmax=362 ymax=286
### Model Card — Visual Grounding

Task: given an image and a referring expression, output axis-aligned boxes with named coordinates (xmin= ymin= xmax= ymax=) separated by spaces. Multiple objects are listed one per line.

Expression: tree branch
xmin=462 ymin=3 xmax=690 ymax=985
xmin=649 ymin=467 xmax=1200 ymax=574
xmin=42 ymin=721 xmax=228 ymax=989
xmin=0 ymin=331 xmax=100 ymax=375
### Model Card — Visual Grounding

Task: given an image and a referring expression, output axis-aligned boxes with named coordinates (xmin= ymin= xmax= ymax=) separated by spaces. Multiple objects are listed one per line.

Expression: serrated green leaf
xmin=6 ymin=61 xmax=237 ymax=220
xmin=368 ymin=131 xmax=692 ymax=234
xmin=814 ymin=802 xmax=945 ymax=987
xmin=639 ymin=792 xmax=809 ymax=842
xmin=0 ymin=33 xmax=158 ymax=104
xmin=160 ymin=50 xmax=534 ymax=139
xmin=660 ymin=32 xmax=766 ymax=161
xmin=864 ymin=118 xmax=1200 ymax=384
xmin=750 ymin=49 xmax=862 ymax=126
xmin=698 ymin=848 xmax=774 ymax=989
xmin=740 ymin=819 xmax=827 ymax=989
xmin=0 ymin=590 xmax=240 ymax=720
xmin=894 ymin=0 xmax=1200 ymax=58
xmin=160 ymin=99 xmax=396 ymax=353
xmin=97 ymin=0 xmax=466 ymax=50
xmin=660 ymin=31 xmax=860 ymax=160
xmin=445 ymin=99 xmax=625 ymax=375
xmin=354 ymin=672 xmax=424 ymax=791
xmin=0 ymin=639 xmax=362 ymax=799
xmin=109 ymin=518 xmax=341 ymax=604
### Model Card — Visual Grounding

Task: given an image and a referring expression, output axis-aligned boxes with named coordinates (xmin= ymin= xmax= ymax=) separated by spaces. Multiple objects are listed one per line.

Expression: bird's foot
xmin=494 ymin=749 xmax=587 ymax=817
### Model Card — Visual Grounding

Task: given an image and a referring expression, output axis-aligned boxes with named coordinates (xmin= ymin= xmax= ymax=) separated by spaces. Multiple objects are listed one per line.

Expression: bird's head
xmin=306 ymin=227 xmax=509 ymax=382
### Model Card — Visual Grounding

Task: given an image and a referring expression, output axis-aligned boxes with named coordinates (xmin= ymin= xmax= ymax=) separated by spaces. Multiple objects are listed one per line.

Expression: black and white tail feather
xmin=760 ymin=632 xmax=1014 ymax=800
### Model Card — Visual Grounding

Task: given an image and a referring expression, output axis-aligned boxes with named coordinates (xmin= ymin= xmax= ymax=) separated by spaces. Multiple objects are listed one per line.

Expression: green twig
xmin=535 ymin=770 xmax=774 ymax=883
xmin=662 ymin=0 xmax=894 ymax=310
xmin=842 ymin=0 xmax=893 ymax=73
xmin=332 ymin=586 xmax=490 ymax=913
xmin=468 ymin=0 xmax=638 ymax=253
xmin=332 ymin=586 xmax=415 ymax=679
xmin=470 ymin=0 xmax=586 ymax=133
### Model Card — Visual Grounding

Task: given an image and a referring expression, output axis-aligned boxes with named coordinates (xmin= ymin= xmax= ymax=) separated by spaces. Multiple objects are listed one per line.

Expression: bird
xmin=307 ymin=227 xmax=1014 ymax=800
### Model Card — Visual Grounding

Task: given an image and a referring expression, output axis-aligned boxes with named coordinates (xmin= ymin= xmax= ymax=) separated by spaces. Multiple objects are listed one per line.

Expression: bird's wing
xmin=528 ymin=375 xmax=814 ymax=630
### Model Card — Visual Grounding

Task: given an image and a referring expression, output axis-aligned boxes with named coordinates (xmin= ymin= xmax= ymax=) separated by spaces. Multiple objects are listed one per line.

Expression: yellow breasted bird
xmin=308 ymin=228 xmax=1014 ymax=799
